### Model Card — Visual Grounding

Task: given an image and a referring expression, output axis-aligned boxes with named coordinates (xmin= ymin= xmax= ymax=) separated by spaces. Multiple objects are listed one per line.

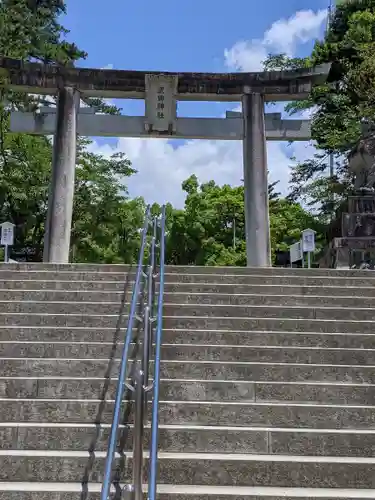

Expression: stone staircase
xmin=0 ymin=263 xmax=375 ymax=499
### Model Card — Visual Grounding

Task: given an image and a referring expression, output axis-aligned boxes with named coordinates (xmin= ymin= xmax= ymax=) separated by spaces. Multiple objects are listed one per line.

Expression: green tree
xmin=166 ymin=175 xmax=321 ymax=266
xmin=0 ymin=0 xmax=83 ymax=259
xmin=0 ymin=1 xmax=141 ymax=261
xmin=70 ymin=140 xmax=143 ymax=263
xmin=264 ymin=0 xmax=375 ymax=213
xmin=0 ymin=0 xmax=85 ymax=63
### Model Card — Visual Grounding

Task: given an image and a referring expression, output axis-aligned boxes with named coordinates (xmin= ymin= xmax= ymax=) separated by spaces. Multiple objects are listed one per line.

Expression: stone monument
xmin=327 ymin=126 xmax=375 ymax=268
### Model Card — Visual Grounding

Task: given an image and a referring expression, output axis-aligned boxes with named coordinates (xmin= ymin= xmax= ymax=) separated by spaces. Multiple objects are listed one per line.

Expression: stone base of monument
xmin=347 ymin=193 xmax=375 ymax=213
xmin=321 ymin=194 xmax=375 ymax=269
xmin=332 ymin=237 xmax=375 ymax=268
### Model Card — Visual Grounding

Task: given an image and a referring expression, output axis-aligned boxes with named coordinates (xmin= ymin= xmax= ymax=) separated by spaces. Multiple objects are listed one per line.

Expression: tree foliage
xmin=0 ymin=0 xmax=86 ymax=63
xmin=0 ymin=0 xmax=143 ymax=262
xmin=164 ymin=175 xmax=320 ymax=266
xmin=264 ymin=0 xmax=375 ymax=216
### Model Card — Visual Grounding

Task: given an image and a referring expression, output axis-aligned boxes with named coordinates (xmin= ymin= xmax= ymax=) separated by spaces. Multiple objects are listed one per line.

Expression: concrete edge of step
xmin=1 ymin=375 xmax=375 ymax=387
xmin=2 ymin=341 xmax=375 ymax=352
xmin=1 ymin=450 xmax=375 ymax=463
xmin=0 ymin=398 xmax=373 ymax=409
xmin=0 ymin=483 xmax=373 ymax=498
xmin=1 ymin=302 xmax=375 ymax=311
xmin=0 ymin=326 xmax=375 ymax=336
xmin=1 ymin=422 xmax=375 ymax=434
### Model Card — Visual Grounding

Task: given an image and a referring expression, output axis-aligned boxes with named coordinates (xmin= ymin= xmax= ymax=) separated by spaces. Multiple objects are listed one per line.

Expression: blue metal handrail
xmin=148 ymin=204 xmax=166 ymax=500
xmin=100 ymin=205 xmax=151 ymax=500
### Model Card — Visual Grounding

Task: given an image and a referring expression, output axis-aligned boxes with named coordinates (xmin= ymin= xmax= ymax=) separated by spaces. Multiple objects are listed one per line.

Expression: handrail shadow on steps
xmin=79 ymin=263 xmax=141 ymax=500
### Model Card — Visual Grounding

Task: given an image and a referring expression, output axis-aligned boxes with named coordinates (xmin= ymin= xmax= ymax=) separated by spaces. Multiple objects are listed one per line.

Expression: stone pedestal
xmin=331 ymin=194 xmax=375 ymax=268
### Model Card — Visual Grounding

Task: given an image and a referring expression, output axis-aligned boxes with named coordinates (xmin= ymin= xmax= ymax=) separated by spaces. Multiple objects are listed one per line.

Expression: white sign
xmin=144 ymin=74 xmax=178 ymax=133
xmin=302 ymin=228 xmax=316 ymax=253
xmin=0 ymin=222 xmax=15 ymax=246
xmin=290 ymin=241 xmax=303 ymax=263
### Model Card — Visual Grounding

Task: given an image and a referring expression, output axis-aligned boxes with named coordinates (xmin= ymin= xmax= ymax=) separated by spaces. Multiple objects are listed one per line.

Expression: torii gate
xmin=1 ymin=57 xmax=328 ymax=266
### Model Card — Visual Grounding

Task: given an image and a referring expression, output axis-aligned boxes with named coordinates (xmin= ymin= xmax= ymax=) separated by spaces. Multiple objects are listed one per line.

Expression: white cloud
xmin=224 ymin=41 xmax=268 ymax=73
xmin=88 ymin=10 xmax=326 ymax=208
xmin=224 ymin=9 xmax=327 ymax=71
xmin=88 ymin=137 xmax=294 ymax=208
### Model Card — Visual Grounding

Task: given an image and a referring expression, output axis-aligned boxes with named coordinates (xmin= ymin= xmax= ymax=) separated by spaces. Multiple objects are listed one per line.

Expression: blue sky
xmin=62 ymin=0 xmax=329 ymax=207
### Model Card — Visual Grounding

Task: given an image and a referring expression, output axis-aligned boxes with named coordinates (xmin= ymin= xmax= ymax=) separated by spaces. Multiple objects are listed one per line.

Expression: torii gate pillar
xmin=242 ymin=92 xmax=271 ymax=267
xmin=43 ymin=87 xmax=80 ymax=263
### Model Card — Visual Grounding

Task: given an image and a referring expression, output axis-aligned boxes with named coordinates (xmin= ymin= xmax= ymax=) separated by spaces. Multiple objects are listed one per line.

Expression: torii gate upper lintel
xmin=0 ymin=57 xmax=329 ymax=267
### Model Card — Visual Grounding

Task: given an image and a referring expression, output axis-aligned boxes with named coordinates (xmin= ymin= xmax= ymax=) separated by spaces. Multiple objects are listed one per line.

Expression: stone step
xmin=1 ymin=423 xmax=375 ymax=456
xmin=2 ymin=358 xmax=375 ymax=382
xmin=1 ymin=399 xmax=373 ymax=428
xmin=0 ymin=484 xmax=373 ymax=500
xmin=4 ymin=280 xmax=375 ymax=297
xmin=160 ymin=401 xmax=375 ymax=429
xmin=165 ymin=266 xmax=375 ymax=277
xmin=152 ymin=453 xmax=375 ymax=488
xmin=1 ymin=304 xmax=375 ymax=322
xmin=1 ymin=378 xmax=252 ymax=402
xmin=0 ymin=327 xmax=374 ymax=349
xmin=159 ymin=360 xmax=375 ymax=383
xmin=0 ymin=450 xmax=374 ymax=487
xmin=174 ymin=452 xmax=375 ymax=488
xmin=0 ymin=378 xmax=374 ymax=405
xmin=166 ymin=274 xmax=375 ymax=287
xmin=0 ymin=312 xmax=122 ymax=328
xmin=163 ymin=293 xmax=375 ymax=308
xmin=160 ymin=345 xmax=375 ymax=364
xmin=0 ymin=290 xmax=125 ymax=302
xmin=0 ymin=264 xmax=136 ymax=272
xmin=1 ymin=289 xmax=375 ymax=308
xmin=4 ymin=262 xmax=375 ymax=277
xmin=3 ymin=270 xmax=375 ymax=287
xmin=163 ymin=317 xmax=375 ymax=334
xmin=0 ymin=311 xmax=368 ymax=334
xmin=163 ymin=330 xmax=375 ymax=349
xmin=0 ymin=301 xmax=130 ymax=315
xmin=164 ymin=283 xmax=375 ymax=297
xmin=0 ymin=279 xmax=134 ymax=291
xmin=2 ymin=342 xmax=375 ymax=365
xmin=0 ymin=327 xmax=129 ymax=343
xmin=163 ymin=304 xmax=375 ymax=321
xmin=0 ymin=271 xmax=135 ymax=282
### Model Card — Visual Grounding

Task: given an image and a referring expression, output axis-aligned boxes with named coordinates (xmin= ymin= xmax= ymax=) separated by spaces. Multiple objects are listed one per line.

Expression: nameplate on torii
xmin=144 ymin=74 xmax=178 ymax=134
